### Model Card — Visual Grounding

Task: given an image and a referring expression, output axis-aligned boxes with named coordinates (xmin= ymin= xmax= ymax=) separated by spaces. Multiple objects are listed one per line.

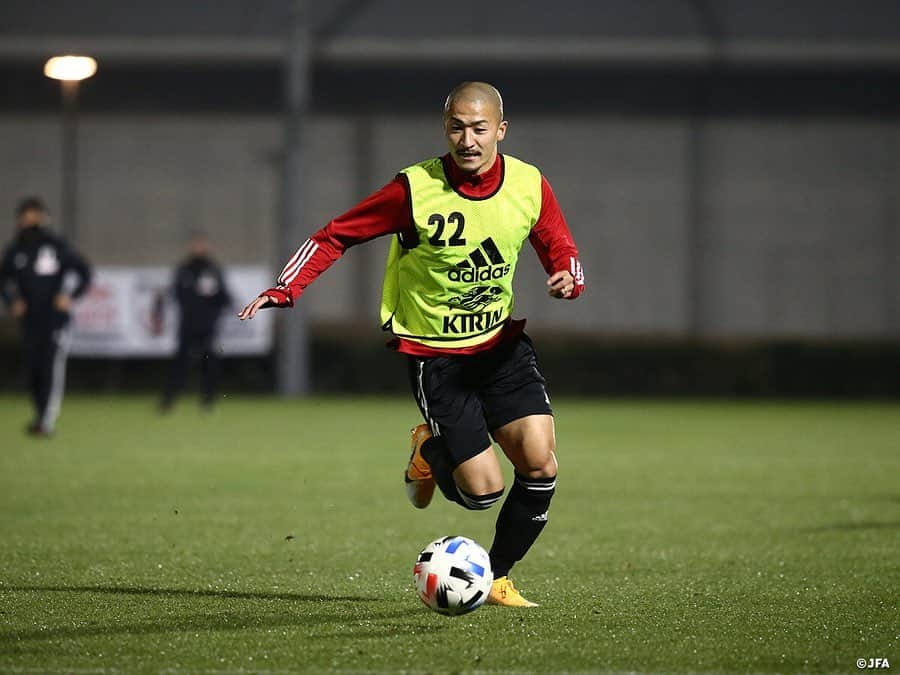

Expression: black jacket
xmin=172 ymin=255 xmax=232 ymax=336
xmin=0 ymin=226 xmax=92 ymax=330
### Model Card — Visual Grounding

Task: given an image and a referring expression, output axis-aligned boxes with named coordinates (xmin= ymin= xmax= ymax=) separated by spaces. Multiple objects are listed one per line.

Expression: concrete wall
xmin=2 ymin=112 xmax=897 ymax=338
xmin=699 ymin=120 xmax=899 ymax=338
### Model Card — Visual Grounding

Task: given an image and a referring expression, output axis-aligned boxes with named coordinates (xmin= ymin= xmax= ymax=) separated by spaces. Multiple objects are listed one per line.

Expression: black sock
xmin=489 ymin=473 xmax=556 ymax=578
xmin=420 ymin=436 xmax=465 ymax=507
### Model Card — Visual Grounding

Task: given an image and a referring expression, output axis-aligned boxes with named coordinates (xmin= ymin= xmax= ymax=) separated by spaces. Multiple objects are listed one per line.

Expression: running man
xmin=240 ymin=82 xmax=585 ymax=607
xmin=0 ymin=197 xmax=92 ymax=436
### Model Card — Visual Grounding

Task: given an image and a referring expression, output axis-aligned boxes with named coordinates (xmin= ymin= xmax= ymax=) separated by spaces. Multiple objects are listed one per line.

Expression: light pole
xmin=43 ymin=55 xmax=97 ymax=244
xmin=278 ymin=0 xmax=311 ymax=396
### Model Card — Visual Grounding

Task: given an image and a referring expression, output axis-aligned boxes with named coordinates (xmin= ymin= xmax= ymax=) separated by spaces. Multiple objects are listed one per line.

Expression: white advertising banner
xmin=69 ymin=265 xmax=274 ymax=357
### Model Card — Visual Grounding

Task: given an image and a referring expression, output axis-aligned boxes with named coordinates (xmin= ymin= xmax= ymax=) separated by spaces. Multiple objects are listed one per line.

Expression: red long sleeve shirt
xmin=264 ymin=154 xmax=585 ymax=356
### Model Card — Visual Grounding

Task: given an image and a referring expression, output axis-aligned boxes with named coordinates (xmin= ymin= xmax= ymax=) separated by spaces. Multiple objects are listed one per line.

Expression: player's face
xmin=17 ymin=208 xmax=46 ymax=229
xmin=190 ymin=236 xmax=209 ymax=258
xmin=444 ymin=99 xmax=507 ymax=175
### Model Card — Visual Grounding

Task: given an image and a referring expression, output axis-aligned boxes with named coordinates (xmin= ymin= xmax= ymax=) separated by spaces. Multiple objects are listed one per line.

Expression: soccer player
xmin=0 ymin=197 xmax=92 ymax=436
xmin=159 ymin=232 xmax=232 ymax=412
xmin=240 ymin=82 xmax=584 ymax=607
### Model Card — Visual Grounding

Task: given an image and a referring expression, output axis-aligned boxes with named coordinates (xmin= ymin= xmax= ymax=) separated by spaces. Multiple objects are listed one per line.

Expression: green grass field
xmin=0 ymin=394 xmax=897 ymax=674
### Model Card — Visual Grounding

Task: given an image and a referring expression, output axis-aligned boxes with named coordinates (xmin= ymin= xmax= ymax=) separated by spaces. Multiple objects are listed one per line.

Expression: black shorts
xmin=407 ymin=333 xmax=553 ymax=468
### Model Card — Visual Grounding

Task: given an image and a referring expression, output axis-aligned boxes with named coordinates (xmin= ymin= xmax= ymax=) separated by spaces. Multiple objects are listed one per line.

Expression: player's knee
xmin=456 ymin=485 xmax=505 ymax=511
xmin=518 ymin=448 xmax=558 ymax=480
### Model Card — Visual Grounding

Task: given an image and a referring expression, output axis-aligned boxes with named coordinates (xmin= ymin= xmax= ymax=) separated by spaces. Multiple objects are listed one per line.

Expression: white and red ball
xmin=413 ymin=535 xmax=493 ymax=615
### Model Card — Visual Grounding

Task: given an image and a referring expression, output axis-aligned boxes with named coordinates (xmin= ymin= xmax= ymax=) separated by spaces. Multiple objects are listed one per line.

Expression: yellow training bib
xmin=381 ymin=154 xmax=542 ymax=349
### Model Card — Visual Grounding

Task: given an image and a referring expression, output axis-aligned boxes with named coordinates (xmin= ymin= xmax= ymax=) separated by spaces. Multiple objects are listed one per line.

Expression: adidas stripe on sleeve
xmin=261 ymin=178 xmax=411 ymax=305
xmin=278 ymin=238 xmax=319 ymax=285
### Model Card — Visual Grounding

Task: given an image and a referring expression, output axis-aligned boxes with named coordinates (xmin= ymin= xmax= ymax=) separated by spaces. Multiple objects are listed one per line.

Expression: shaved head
xmin=443 ymin=81 xmax=508 ymax=175
xmin=444 ymin=81 xmax=504 ymax=121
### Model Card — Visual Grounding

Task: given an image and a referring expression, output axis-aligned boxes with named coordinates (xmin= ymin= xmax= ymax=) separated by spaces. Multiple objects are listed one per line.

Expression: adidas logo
xmin=447 ymin=238 xmax=511 ymax=282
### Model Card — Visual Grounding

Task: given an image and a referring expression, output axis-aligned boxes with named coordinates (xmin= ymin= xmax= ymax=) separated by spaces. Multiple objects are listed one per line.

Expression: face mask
xmin=19 ymin=225 xmax=43 ymax=245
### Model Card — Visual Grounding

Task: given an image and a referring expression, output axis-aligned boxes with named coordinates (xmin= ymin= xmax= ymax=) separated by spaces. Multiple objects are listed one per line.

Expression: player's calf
xmin=421 ymin=437 xmax=505 ymax=511
xmin=450 ymin=446 xmax=505 ymax=511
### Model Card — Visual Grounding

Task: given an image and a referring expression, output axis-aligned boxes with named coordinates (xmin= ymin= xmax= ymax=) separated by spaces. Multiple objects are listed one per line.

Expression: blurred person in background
xmin=240 ymin=82 xmax=585 ymax=607
xmin=158 ymin=231 xmax=232 ymax=413
xmin=0 ymin=196 xmax=92 ymax=437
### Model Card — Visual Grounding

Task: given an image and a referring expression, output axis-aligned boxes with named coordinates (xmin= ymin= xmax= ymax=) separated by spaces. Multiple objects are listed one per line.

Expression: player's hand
xmin=238 ymin=294 xmax=276 ymax=320
xmin=10 ymin=298 xmax=27 ymax=318
xmin=547 ymin=270 xmax=575 ymax=299
xmin=53 ymin=294 xmax=72 ymax=312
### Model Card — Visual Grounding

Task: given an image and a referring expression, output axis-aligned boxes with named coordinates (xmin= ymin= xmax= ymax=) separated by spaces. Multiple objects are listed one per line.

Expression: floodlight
xmin=44 ymin=56 xmax=97 ymax=82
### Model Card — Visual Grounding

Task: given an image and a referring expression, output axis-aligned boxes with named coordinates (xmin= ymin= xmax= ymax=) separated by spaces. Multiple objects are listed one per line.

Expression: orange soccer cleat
xmin=404 ymin=424 xmax=436 ymax=509
xmin=486 ymin=576 xmax=539 ymax=608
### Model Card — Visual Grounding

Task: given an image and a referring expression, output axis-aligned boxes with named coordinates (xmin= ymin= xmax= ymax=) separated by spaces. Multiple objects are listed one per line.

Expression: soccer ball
xmin=413 ymin=535 xmax=493 ymax=615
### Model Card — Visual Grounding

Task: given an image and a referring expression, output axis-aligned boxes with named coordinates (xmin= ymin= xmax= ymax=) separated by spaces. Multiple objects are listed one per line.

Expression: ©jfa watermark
xmin=857 ymin=657 xmax=891 ymax=669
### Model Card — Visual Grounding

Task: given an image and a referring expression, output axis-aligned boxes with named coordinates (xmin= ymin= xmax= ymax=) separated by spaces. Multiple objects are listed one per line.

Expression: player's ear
xmin=497 ymin=120 xmax=508 ymax=142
